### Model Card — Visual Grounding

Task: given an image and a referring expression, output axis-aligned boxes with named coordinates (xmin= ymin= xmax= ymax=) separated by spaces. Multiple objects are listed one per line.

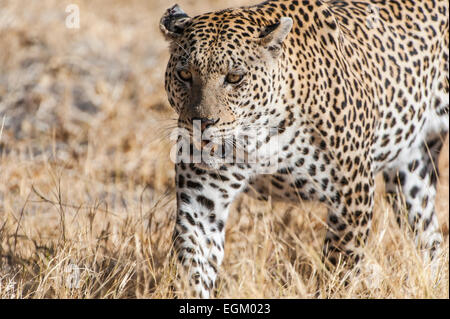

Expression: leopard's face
xmin=165 ymin=34 xmax=255 ymax=135
xmin=161 ymin=6 xmax=293 ymax=165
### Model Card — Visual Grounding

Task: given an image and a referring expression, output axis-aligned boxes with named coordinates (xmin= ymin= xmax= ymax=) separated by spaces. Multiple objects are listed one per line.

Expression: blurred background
xmin=0 ymin=0 xmax=448 ymax=298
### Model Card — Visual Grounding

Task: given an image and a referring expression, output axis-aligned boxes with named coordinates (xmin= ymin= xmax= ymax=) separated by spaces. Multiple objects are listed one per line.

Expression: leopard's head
xmin=160 ymin=5 xmax=292 ymax=166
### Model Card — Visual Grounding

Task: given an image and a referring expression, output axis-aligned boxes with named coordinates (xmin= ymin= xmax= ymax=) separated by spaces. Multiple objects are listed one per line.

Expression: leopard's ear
xmin=160 ymin=4 xmax=192 ymax=41
xmin=257 ymin=17 xmax=293 ymax=57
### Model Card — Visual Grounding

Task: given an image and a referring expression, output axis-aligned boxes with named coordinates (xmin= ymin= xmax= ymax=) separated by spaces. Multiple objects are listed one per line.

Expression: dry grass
xmin=0 ymin=0 xmax=448 ymax=299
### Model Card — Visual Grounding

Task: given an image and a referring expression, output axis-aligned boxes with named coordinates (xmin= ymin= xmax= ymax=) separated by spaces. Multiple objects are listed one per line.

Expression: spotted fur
xmin=160 ymin=0 xmax=449 ymax=298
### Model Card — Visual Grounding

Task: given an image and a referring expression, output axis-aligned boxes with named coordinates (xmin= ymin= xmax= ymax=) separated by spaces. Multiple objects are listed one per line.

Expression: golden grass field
xmin=0 ymin=0 xmax=448 ymax=298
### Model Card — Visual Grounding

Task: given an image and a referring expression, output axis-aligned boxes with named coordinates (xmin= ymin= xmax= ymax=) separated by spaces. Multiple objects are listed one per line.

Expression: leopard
xmin=159 ymin=0 xmax=449 ymax=298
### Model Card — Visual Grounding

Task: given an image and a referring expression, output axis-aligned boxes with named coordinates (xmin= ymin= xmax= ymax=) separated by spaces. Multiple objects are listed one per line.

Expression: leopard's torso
xmin=160 ymin=0 xmax=449 ymax=298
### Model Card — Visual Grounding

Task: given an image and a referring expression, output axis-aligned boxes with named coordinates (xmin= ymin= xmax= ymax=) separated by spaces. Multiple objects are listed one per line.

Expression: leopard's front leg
xmin=322 ymin=160 xmax=375 ymax=273
xmin=172 ymin=162 xmax=248 ymax=298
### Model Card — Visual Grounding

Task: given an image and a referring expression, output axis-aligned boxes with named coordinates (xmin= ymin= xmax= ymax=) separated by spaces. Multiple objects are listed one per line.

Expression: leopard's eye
xmin=225 ymin=73 xmax=244 ymax=84
xmin=177 ymin=69 xmax=192 ymax=82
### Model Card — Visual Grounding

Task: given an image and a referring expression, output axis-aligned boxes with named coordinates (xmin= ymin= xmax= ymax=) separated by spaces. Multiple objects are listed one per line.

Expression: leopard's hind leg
xmin=383 ymin=67 xmax=448 ymax=277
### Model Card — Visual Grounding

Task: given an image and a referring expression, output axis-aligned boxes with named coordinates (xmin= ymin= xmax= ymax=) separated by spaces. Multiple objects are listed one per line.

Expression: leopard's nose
xmin=192 ymin=117 xmax=220 ymax=131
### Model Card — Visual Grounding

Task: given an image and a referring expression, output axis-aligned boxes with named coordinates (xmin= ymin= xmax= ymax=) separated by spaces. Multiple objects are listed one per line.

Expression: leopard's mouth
xmin=193 ymin=137 xmax=237 ymax=160
xmin=175 ymin=124 xmax=255 ymax=166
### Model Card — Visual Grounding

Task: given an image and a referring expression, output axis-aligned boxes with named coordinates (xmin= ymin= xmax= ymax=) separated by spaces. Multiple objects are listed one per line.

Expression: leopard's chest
xmin=245 ymin=134 xmax=339 ymax=203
